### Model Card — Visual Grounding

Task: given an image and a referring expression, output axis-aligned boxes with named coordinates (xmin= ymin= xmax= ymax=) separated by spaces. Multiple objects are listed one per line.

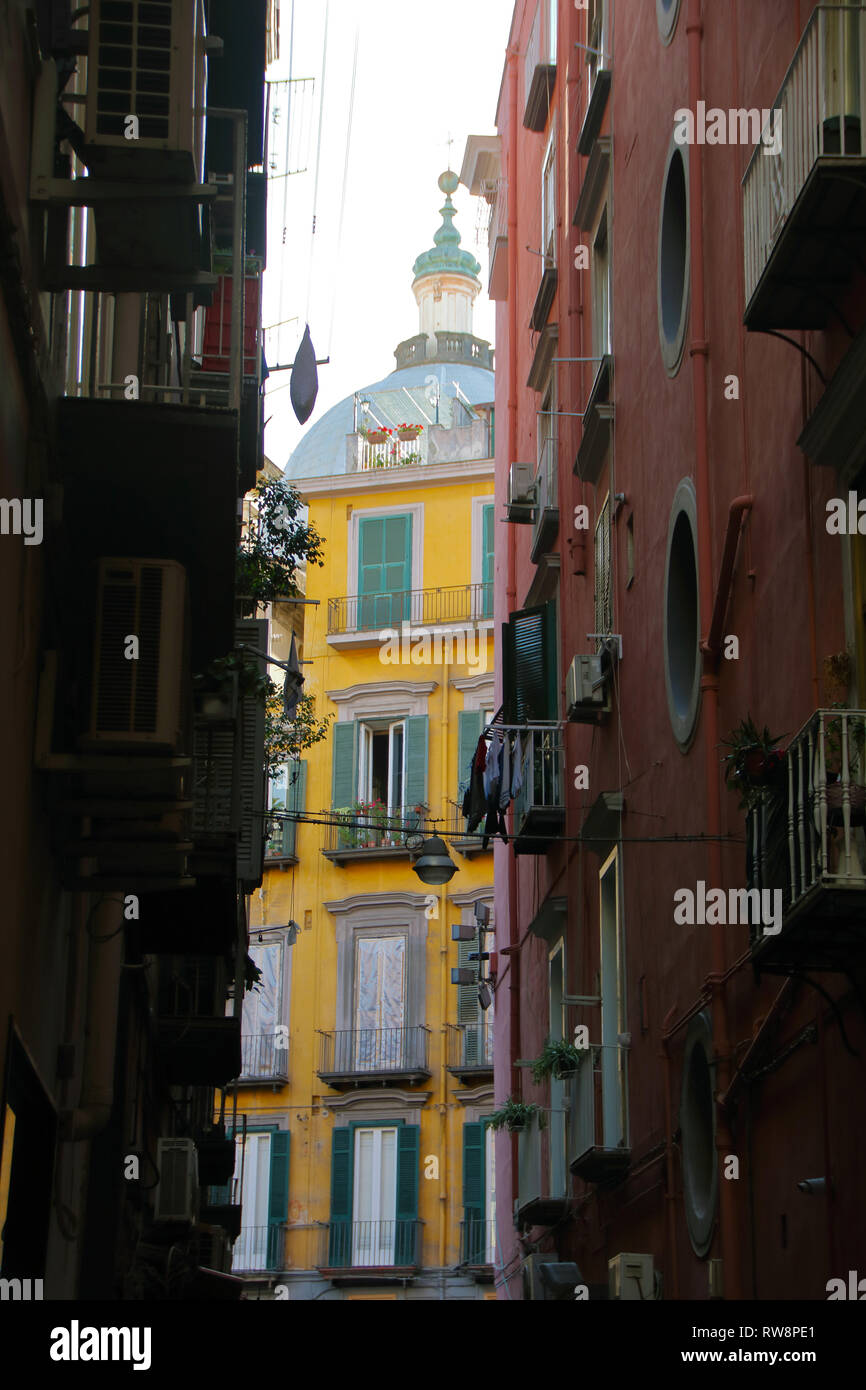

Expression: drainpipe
xmin=687 ymin=0 xmax=743 ymax=1299
xmin=661 ymin=1005 xmax=680 ymax=1299
xmin=439 ymin=652 xmax=449 ymax=1277
xmin=61 ymin=896 xmax=125 ymax=1140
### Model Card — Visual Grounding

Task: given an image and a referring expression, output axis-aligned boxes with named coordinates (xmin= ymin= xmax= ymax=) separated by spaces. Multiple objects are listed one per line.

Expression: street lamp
xmin=411 ymin=835 xmax=457 ymax=885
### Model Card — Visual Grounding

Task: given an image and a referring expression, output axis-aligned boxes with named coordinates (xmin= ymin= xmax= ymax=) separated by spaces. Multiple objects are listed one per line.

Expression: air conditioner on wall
xmin=609 ymin=1252 xmax=654 ymax=1301
xmin=566 ymin=653 xmax=611 ymax=723
xmin=154 ymin=1138 xmax=198 ymax=1224
xmin=82 ymin=558 xmax=189 ymax=753
xmin=507 ymin=462 xmax=537 ymax=522
xmin=84 ymin=0 xmax=208 ymax=181
xmin=522 ymin=1252 xmax=560 ymax=1301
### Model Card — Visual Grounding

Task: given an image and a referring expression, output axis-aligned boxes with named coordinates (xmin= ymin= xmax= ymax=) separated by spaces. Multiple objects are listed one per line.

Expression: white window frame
xmin=542 ymin=124 xmax=558 ymax=268
xmin=594 ymin=491 xmax=612 ymax=641
xmin=593 ymin=205 xmax=612 ymax=358
xmin=358 ymin=718 xmax=407 ymax=819
xmin=352 ymin=1126 xmax=398 ymax=1266
xmin=588 ymin=0 xmax=610 ymax=93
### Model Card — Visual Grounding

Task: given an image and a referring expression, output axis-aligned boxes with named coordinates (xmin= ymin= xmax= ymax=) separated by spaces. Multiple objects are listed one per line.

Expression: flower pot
xmin=507 ymin=1119 xmax=526 ymax=1132
xmin=367 ymin=430 xmax=388 ymax=445
xmin=554 ymin=1064 xmax=578 ymax=1081
xmin=397 ymin=427 xmax=422 ymax=441
xmin=743 ymin=748 xmax=768 ymax=780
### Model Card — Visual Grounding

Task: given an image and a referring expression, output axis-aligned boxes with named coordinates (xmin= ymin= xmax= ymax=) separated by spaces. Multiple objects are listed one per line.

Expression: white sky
xmin=262 ymin=0 xmax=514 ymax=470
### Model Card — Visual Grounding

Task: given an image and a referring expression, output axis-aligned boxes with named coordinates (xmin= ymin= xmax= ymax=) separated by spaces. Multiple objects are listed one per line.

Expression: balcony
xmin=317 ymin=1027 xmax=431 ymax=1088
xmin=446 ymin=1024 xmax=494 ymax=1083
xmin=524 ymin=0 xmax=557 ymax=131
xmin=237 ymin=1033 xmax=289 ymax=1085
xmin=513 ymin=730 xmax=565 ymax=854
xmin=156 ymin=957 xmax=241 ymax=1087
xmin=459 ymin=1218 xmax=496 ymax=1275
xmin=347 ymin=418 xmax=491 ymax=474
xmin=445 ymin=800 xmax=492 ymax=857
xmin=747 ymin=709 xmax=866 ymax=971
xmin=487 ymin=179 xmax=509 ymax=300
xmin=531 ymin=437 xmax=559 ymax=563
xmin=743 ymin=5 xmax=866 ymax=330
xmin=516 ymin=1114 xmax=569 ymax=1228
xmin=569 ymin=1046 xmax=631 ymax=1185
xmin=317 ymin=1221 xmax=423 ymax=1279
xmin=327 ymin=583 xmax=493 ymax=644
xmin=322 ymin=806 xmax=422 ymax=863
xmin=231 ymin=1225 xmax=286 ymax=1274
xmin=393 ymin=331 xmax=494 ymax=371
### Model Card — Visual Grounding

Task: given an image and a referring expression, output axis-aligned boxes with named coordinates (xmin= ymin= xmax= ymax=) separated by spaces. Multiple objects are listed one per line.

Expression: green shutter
xmin=504 ymin=602 xmax=558 ymax=722
xmin=358 ymin=514 xmax=412 ymax=628
xmin=458 ymin=939 xmax=480 ymax=1064
xmin=482 ymin=505 xmax=495 ymax=618
xmin=462 ymin=1121 xmax=486 ymax=1263
xmin=458 ymin=710 xmax=483 ymax=799
xmin=267 ymin=1131 xmax=290 ymax=1270
xmin=395 ymin=1124 xmax=420 ymax=1265
xmin=283 ymin=759 xmax=306 ymax=858
xmin=329 ymin=1128 xmax=353 ymax=1266
xmin=404 ymin=715 xmax=428 ymax=812
xmin=331 ymin=722 xmax=358 ymax=810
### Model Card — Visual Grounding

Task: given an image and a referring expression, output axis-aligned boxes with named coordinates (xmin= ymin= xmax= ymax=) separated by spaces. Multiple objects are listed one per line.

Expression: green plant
xmin=488 ymin=1097 xmax=546 ymax=1132
xmin=531 ymin=1037 xmax=586 ymax=1084
xmin=237 ymin=477 xmax=324 ymax=612
xmin=721 ymin=715 xmax=786 ymax=810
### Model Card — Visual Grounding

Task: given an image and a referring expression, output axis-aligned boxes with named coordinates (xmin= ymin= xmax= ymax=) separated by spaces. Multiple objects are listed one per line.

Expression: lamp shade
xmin=412 ymin=835 xmax=457 ymax=885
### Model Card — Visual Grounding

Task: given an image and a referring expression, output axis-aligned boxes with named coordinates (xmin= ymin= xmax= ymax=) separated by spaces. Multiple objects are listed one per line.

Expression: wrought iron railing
xmin=328 ymin=583 xmax=493 ymax=635
xmin=568 ymin=1043 xmax=630 ymax=1166
xmin=746 ymin=709 xmax=866 ymax=934
xmin=446 ymin=1023 xmax=494 ymax=1071
xmin=231 ymin=1224 xmax=285 ymax=1273
xmin=460 ymin=1218 xmax=496 ymax=1266
xmin=324 ymin=804 xmax=424 ymax=854
xmin=513 ymin=730 xmax=565 ymax=825
xmin=320 ymin=1220 xmax=422 ymax=1269
xmin=743 ymin=6 xmax=866 ymax=308
xmin=318 ymin=1027 xmax=431 ymax=1076
xmin=239 ymin=1033 xmax=289 ymax=1082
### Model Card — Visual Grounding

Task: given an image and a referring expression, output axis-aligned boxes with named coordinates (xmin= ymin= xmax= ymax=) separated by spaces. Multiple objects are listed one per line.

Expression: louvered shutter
xmin=457 ymin=939 xmax=480 ymax=1064
xmin=358 ymin=514 xmax=412 ymax=628
xmin=458 ymin=710 xmax=482 ymax=802
xmin=267 ymin=1131 xmax=290 ymax=1270
xmin=482 ymin=505 xmax=495 ymax=618
xmin=331 ymin=722 xmax=359 ymax=809
xmin=462 ymin=1121 xmax=485 ymax=1262
xmin=404 ymin=716 xmax=428 ymax=812
xmin=395 ymin=1124 xmax=420 ymax=1265
xmin=329 ymin=1128 xmax=353 ymax=1266
xmin=282 ymin=759 xmax=306 ymax=858
xmin=235 ymin=619 xmax=267 ymax=890
xmin=503 ymin=603 xmax=558 ymax=722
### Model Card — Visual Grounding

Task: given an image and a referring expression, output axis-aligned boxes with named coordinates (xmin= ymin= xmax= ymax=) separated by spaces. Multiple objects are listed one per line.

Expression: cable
xmin=305 ymin=0 xmax=330 ymax=325
xmin=325 ymin=19 xmax=359 ymax=355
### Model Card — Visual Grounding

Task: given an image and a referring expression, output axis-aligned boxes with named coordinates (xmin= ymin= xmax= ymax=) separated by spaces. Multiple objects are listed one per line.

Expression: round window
xmin=680 ymin=1012 xmax=718 ymax=1257
xmin=658 ymin=142 xmax=690 ymax=375
xmin=656 ymin=0 xmax=682 ymax=45
xmin=664 ymin=479 xmax=701 ymax=749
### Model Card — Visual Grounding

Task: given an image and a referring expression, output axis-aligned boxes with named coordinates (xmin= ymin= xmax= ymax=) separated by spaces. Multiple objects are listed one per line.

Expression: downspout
xmin=661 ymin=1005 xmax=680 ymax=1299
xmin=61 ymin=896 xmax=125 ymax=1140
xmin=686 ymin=0 xmax=743 ymax=1298
xmin=439 ymin=652 xmax=449 ymax=1278
xmin=506 ymin=38 xmax=521 ymax=1175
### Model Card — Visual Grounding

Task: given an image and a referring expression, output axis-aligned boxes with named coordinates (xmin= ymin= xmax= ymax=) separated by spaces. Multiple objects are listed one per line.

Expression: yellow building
xmin=224 ymin=174 xmax=499 ymax=1299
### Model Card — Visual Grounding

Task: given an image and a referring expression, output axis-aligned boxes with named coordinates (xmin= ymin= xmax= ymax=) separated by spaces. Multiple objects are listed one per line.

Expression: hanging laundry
xmin=499 ymin=734 xmax=512 ymax=812
xmin=511 ymin=732 xmax=525 ymax=799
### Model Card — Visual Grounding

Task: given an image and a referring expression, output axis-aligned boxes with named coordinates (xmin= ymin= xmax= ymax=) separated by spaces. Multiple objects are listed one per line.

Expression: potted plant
xmin=721 ymin=715 xmax=787 ymax=811
xmin=397 ymin=422 xmax=423 ymax=442
xmin=488 ymin=1097 xmax=546 ymax=1133
xmin=531 ymin=1037 xmax=586 ymax=1083
xmin=360 ymin=424 xmax=391 ymax=446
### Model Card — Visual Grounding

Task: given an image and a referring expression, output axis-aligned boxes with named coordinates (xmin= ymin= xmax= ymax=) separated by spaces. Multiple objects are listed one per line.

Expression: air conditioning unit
xmin=609 ymin=1252 xmax=654 ymax=1301
xmin=523 ymin=1252 xmax=559 ymax=1301
xmin=566 ymin=653 xmax=610 ymax=723
xmin=82 ymin=558 xmax=189 ymax=753
xmin=154 ymin=1138 xmax=198 ymax=1224
xmin=507 ymin=462 xmax=537 ymax=522
xmin=84 ymin=0 xmax=208 ymax=182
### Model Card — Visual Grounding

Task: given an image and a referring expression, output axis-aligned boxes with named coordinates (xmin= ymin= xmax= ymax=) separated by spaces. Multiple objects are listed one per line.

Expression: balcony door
xmin=233 ymin=1131 xmax=271 ymax=1272
xmin=352 ymin=1127 xmax=397 ymax=1266
xmin=358 ymin=514 xmax=412 ymax=630
xmin=599 ymin=849 xmax=627 ymax=1148
xmin=354 ymin=935 xmax=406 ymax=1071
xmin=548 ymin=943 xmax=567 ymax=1198
xmin=359 ymin=720 xmax=405 ymax=823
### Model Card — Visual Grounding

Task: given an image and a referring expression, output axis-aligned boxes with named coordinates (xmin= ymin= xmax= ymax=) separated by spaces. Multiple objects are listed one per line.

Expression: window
xmin=217 ymin=1128 xmax=289 ymax=1273
xmin=538 ymin=384 xmax=558 ymax=515
xmin=266 ymin=758 xmax=306 ymax=860
xmin=462 ymin=1119 xmax=496 ymax=1264
xmin=593 ymin=208 xmax=612 ymax=358
xmin=594 ymin=494 xmax=612 ymax=639
xmin=599 ymin=849 xmax=627 ymax=1150
xmin=658 ymin=142 xmax=690 ymax=374
xmin=502 ymin=602 xmax=559 ymax=723
xmin=331 ymin=716 xmax=429 ymax=830
xmin=656 ymin=0 xmax=681 ymax=44
xmin=329 ymin=1123 xmax=420 ymax=1267
xmin=548 ymin=944 xmax=567 ymax=1199
xmin=457 ymin=708 xmax=494 ymax=805
xmin=680 ymin=1012 xmax=717 ymax=1256
xmin=664 ymin=480 xmax=701 ymax=748
xmin=358 ymin=514 xmax=413 ymax=629
xmin=588 ymin=0 xmax=609 ymax=91
xmin=238 ymin=939 xmax=286 ymax=1079
xmin=456 ymin=938 xmax=494 ymax=1063
xmin=354 ymin=935 xmax=407 ymax=1069
xmin=542 ymin=127 xmax=557 ymax=266
xmin=481 ymin=505 xmax=494 ymax=618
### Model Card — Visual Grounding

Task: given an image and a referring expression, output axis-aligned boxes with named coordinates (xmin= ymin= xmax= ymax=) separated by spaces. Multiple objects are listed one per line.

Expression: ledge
xmin=577 ymin=71 xmax=612 ymax=157
xmin=575 ymin=354 xmax=614 ymax=484
xmin=574 ymin=136 xmax=611 ymax=231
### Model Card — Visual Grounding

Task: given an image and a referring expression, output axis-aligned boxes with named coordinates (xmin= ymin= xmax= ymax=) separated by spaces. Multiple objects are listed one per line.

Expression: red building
xmin=468 ymin=0 xmax=866 ymax=1300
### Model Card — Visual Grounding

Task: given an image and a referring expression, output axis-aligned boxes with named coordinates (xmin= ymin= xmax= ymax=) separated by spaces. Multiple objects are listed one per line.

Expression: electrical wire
xmin=305 ymin=0 xmax=330 ymax=325
xmin=326 ymin=19 xmax=359 ymax=355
